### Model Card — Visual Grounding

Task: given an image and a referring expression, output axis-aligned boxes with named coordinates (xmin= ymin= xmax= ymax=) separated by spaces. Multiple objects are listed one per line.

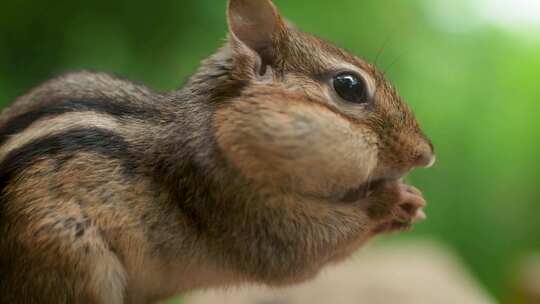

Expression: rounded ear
xmin=227 ymin=0 xmax=286 ymax=63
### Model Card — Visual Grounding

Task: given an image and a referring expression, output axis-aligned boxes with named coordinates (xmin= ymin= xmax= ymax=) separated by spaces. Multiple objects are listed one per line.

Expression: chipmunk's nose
xmin=412 ymin=142 xmax=435 ymax=168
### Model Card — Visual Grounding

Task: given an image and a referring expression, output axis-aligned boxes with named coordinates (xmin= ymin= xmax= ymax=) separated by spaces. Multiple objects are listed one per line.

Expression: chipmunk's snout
xmin=412 ymin=141 xmax=435 ymax=168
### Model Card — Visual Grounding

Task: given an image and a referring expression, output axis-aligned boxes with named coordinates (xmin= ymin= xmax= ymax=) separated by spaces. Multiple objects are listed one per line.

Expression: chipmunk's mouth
xmin=339 ymin=168 xmax=409 ymax=203
xmin=339 ymin=178 xmax=391 ymax=203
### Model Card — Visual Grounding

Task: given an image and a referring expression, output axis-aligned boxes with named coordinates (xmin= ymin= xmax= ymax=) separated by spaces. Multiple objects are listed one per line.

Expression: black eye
xmin=333 ymin=72 xmax=369 ymax=104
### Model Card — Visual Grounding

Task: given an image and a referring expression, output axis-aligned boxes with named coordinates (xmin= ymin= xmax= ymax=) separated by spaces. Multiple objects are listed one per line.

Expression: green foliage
xmin=1 ymin=0 xmax=538 ymax=300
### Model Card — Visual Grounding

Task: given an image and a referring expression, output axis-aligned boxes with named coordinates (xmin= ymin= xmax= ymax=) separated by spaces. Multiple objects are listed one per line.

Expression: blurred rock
xmin=185 ymin=239 xmax=495 ymax=304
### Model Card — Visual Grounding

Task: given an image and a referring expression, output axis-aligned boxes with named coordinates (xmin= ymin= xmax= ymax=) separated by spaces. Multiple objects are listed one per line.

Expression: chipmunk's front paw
xmin=364 ymin=181 xmax=427 ymax=234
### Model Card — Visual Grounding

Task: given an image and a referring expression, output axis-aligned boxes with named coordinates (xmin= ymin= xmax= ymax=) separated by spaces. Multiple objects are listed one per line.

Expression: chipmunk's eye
xmin=333 ymin=72 xmax=369 ymax=104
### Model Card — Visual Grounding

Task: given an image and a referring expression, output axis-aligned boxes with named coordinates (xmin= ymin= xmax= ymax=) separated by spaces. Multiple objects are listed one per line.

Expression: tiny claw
xmin=413 ymin=209 xmax=427 ymax=222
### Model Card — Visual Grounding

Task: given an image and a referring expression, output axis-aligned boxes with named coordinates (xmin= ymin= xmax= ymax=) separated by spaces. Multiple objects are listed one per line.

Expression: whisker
xmin=383 ymin=49 xmax=408 ymax=75
xmin=373 ymin=33 xmax=394 ymax=67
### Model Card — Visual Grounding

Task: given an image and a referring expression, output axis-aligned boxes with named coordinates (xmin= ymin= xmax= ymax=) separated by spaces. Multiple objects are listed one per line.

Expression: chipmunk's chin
xmin=372 ymin=220 xmax=414 ymax=234
xmin=339 ymin=176 xmax=402 ymax=203
xmin=339 ymin=166 xmax=413 ymax=203
xmin=339 ymin=179 xmax=382 ymax=203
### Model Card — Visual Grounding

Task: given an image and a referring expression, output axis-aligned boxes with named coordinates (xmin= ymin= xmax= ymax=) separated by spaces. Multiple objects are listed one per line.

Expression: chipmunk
xmin=0 ymin=0 xmax=435 ymax=303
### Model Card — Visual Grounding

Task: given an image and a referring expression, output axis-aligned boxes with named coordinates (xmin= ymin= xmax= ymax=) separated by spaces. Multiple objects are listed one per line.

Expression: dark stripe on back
xmin=0 ymin=99 xmax=160 ymax=146
xmin=0 ymin=128 xmax=139 ymax=199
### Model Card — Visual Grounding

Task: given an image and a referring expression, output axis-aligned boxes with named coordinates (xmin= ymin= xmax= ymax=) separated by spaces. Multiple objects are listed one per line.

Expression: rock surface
xmin=185 ymin=239 xmax=495 ymax=304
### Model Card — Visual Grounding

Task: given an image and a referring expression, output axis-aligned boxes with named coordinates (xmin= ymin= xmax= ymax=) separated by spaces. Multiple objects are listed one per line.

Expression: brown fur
xmin=0 ymin=0 xmax=434 ymax=303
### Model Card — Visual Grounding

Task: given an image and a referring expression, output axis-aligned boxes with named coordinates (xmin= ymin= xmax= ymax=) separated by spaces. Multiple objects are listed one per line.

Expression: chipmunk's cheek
xmin=214 ymin=95 xmax=379 ymax=196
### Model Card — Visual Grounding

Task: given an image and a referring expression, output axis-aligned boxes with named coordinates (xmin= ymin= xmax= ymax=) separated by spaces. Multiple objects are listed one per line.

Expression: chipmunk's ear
xmin=227 ymin=0 xmax=287 ymax=65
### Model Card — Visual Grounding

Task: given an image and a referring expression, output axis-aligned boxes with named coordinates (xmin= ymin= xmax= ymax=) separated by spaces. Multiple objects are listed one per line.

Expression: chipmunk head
xmin=214 ymin=0 xmax=434 ymax=198
xmin=204 ymin=0 xmax=434 ymax=285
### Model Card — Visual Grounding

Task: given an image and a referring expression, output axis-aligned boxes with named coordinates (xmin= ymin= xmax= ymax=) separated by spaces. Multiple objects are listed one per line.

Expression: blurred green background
xmin=1 ymin=0 xmax=539 ymax=302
